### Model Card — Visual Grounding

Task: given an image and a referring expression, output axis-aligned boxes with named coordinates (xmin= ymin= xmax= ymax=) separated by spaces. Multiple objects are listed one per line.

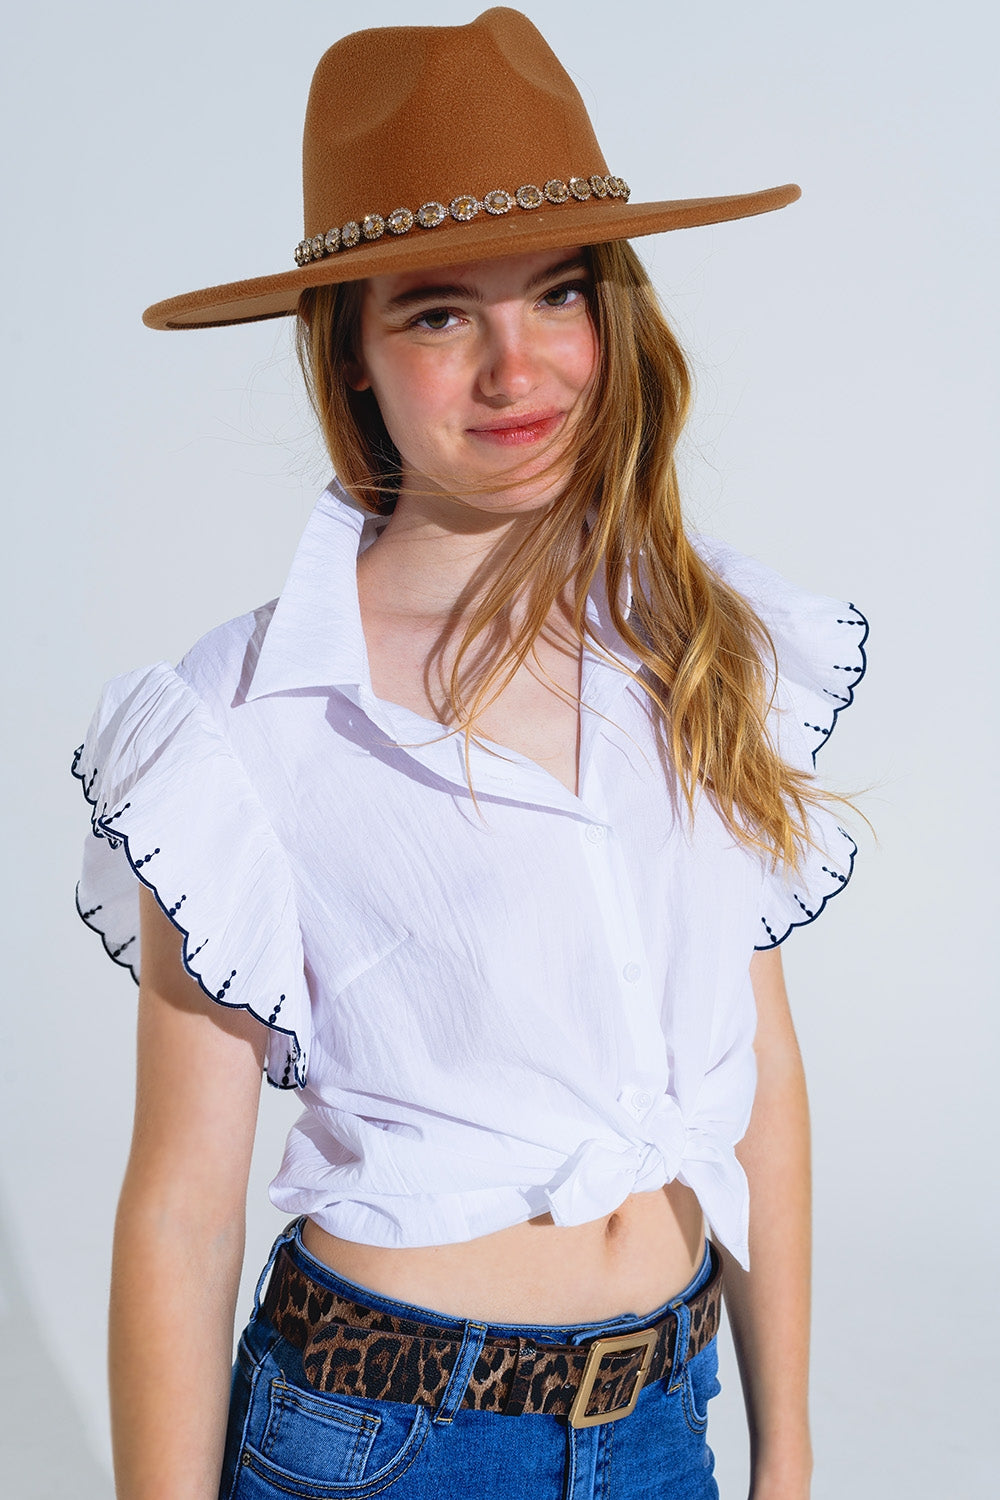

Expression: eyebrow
xmin=379 ymin=255 xmax=589 ymax=315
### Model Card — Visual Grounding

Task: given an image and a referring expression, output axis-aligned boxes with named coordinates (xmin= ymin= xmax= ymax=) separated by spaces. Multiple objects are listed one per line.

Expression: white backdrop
xmin=1 ymin=2 xmax=996 ymax=1495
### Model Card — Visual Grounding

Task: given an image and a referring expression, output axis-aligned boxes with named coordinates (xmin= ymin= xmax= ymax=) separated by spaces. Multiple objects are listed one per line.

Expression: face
xmin=349 ymin=247 xmax=598 ymax=517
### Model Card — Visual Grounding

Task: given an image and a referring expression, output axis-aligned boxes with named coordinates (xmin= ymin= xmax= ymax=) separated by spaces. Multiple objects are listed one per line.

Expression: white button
xmin=632 ymin=1090 xmax=653 ymax=1112
xmin=585 ymin=824 xmax=607 ymax=844
xmin=622 ymin=962 xmax=642 ymax=983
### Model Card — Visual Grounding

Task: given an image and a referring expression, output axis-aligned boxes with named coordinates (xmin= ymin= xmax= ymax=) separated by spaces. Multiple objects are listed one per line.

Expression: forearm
xmin=110 ymin=1168 xmax=245 ymax=1500
xmin=109 ymin=888 xmax=267 ymax=1499
xmin=722 ymin=950 xmax=812 ymax=1499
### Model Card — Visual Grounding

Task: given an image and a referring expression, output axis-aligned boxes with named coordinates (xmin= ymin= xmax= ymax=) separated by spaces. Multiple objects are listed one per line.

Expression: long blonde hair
xmin=296 ymin=241 xmax=825 ymax=867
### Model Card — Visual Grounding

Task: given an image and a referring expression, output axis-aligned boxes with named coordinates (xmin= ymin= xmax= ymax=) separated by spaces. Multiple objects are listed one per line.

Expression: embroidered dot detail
xmin=80 ymin=903 xmax=102 ymax=919
xmin=215 ymin=969 xmax=237 ymax=999
xmin=111 ymin=935 xmax=136 ymax=959
xmin=167 ymin=895 xmax=187 ymax=917
xmin=760 ymin=915 xmax=779 ymax=943
xmin=821 ymin=865 xmax=847 ymax=885
xmin=268 ymin=994 xmax=286 ymax=1025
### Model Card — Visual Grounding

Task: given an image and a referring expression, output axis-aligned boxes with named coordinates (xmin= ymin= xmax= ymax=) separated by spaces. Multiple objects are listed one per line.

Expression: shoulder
xmin=690 ymin=534 xmax=868 ymax=769
xmin=688 ymin=537 xmax=870 ymax=949
xmin=73 ymin=598 xmax=282 ymax=848
xmin=72 ymin=598 xmax=310 ymax=1090
xmin=174 ymin=599 xmax=278 ymax=727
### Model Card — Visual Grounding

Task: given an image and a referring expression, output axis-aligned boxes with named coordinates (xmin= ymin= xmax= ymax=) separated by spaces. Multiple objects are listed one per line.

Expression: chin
xmin=467 ymin=460 xmax=576 ymax=515
xmin=469 ymin=484 xmax=567 ymax=517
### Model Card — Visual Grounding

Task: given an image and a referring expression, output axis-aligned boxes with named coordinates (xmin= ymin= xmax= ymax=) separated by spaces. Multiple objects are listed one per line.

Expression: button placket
xmin=576 ymin=770 xmax=665 ymax=1098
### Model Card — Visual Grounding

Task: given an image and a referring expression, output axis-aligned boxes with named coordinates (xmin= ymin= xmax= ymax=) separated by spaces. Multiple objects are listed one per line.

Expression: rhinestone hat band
xmin=294 ymin=173 xmax=631 ymax=267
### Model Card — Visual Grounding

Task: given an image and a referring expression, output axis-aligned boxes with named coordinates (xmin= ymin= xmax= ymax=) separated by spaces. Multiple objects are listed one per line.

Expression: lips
xmin=466 ymin=411 xmax=564 ymax=446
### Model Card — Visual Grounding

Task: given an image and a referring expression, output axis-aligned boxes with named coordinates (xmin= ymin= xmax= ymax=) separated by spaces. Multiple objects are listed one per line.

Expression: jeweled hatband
xmin=294 ymin=173 xmax=632 ymax=267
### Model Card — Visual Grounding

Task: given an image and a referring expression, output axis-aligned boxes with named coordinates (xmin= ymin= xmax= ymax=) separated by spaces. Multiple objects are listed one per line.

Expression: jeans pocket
xmin=680 ymin=1338 xmax=721 ymax=1436
xmin=237 ymin=1379 xmax=431 ymax=1498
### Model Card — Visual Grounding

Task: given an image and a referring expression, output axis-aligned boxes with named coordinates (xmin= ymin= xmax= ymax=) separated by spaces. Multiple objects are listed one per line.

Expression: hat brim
xmin=142 ymin=184 xmax=800 ymax=330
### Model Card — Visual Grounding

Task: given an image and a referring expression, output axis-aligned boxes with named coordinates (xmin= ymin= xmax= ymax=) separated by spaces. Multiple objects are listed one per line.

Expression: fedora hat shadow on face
xmin=142 ymin=6 xmax=800 ymax=331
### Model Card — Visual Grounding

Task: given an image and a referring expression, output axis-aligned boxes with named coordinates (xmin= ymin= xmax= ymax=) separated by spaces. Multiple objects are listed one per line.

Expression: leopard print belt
xmin=261 ymin=1242 xmax=723 ymax=1428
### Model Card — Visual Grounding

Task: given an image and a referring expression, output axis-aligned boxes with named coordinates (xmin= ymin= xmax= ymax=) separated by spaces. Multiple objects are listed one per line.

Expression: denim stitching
xmin=601 ymin=1416 xmax=614 ymax=1500
xmin=680 ymin=1368 xmax=709 ymax=1436
xmin=267 ymin=1382 xmax=380 ymax=1482
xmin=239 ymin=1405 xmax=430 ymax=1498
xmin=432 ymin=1320 xmax=488 ymax=1425
xmin=224 ymin=1329 xmax=283 ymax=1500
xmin=565 ymin=1419 xmax=578 ymax=1497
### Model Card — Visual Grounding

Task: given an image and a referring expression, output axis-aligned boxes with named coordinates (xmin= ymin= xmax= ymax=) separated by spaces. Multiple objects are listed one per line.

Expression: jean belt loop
xmin=252 ymin=1217 xmax=303 ymax=1318
xmin=666 ymin=1292 xmax=693 ymax=1394
xmin=432 ymin=1319 xmax=489 ymax=1425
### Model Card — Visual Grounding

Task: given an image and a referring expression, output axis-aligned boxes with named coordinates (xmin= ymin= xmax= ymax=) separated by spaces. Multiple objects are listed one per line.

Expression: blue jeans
xmin=219 ymin=1220 xmax=721 ymax=1499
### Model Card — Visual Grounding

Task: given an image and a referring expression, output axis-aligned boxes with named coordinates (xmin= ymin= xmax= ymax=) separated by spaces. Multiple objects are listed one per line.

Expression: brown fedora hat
xmin=143 ymin=7 xmax=800 ymax=331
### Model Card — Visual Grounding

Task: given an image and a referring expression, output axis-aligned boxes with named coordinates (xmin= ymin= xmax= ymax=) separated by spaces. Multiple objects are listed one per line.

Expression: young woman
xmin=73 ymin=10 xmax=866 ymax=1499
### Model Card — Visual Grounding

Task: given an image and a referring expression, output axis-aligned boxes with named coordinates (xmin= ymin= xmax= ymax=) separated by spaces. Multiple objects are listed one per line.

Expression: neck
xmin=356 ymin=486 xmax=549 ymax=622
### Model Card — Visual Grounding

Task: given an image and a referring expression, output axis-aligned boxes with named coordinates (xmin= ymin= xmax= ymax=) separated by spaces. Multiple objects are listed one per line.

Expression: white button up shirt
xmin=74 ymin=480 xmax=867 ymax=1268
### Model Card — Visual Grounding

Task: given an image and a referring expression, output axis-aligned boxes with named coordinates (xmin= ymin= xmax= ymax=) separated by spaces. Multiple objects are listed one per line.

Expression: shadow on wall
xmin=0 ymin=1190 xmax=113 ymax=1498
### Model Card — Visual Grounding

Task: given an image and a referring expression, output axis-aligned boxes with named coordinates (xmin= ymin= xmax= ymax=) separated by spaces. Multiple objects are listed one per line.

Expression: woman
xmin=73 ymin=10 xmax=866 ymax=1499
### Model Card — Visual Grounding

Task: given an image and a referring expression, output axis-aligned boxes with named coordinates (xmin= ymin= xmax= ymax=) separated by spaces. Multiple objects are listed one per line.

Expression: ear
xmin=344 ymin=356 xmax=371 ymax=393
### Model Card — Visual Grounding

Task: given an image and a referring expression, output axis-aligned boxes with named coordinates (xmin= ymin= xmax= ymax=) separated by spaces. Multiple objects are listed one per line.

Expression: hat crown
xmin=302 ymin=7 xmax=608 ymax=237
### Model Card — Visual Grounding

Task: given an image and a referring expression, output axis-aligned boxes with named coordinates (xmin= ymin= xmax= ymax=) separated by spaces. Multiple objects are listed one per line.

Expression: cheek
xmin=559 ymin=320 xmax=599 ymax=397
xmin=368 ymin=349 xmax=461 ymax=449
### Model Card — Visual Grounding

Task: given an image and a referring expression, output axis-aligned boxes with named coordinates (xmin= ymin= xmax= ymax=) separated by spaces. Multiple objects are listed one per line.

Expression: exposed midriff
xmin=302 ymin=1180 xmax=705 ymax=1323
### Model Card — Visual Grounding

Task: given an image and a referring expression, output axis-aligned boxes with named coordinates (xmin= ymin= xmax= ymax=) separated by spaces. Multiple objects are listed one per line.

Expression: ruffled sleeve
xmin=72 ymin=663 xmax=310 ymax=1087
xmin=692 ymin=538 xmax=868 ymax=948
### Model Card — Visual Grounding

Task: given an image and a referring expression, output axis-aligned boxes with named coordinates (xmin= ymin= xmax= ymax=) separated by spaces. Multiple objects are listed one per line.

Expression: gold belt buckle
xmin=567 ymin=1326 xmax=658 ymax=1429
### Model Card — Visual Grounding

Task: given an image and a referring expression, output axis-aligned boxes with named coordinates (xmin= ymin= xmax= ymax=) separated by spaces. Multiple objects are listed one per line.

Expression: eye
xmin=411 ymin=307 xmax=458 ymax=332
xmin=539 ymin=280 xmax=589 ymax=310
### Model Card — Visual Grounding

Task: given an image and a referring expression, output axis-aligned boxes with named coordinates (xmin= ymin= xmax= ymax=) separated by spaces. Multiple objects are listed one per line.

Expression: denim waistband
xmin=257 ymin=1217 xmax=714 ymax=1350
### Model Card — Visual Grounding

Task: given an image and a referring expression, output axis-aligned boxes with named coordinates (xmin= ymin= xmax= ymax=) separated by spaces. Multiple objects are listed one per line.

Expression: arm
xmin=109 ymin=884 xmax=268 ymax=1500
xmin=718 ymin=946 xmax=812 ymax=1500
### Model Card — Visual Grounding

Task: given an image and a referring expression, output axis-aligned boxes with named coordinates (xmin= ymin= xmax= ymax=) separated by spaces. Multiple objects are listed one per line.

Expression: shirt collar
xmin=245 ymin=478 xmax=642 ymax=705
xmin=245 ymin=478 xmax=378 ymax=702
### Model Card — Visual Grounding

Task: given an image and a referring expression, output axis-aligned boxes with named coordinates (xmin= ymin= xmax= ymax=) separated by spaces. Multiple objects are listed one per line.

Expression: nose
xmin=475 ymin=318 xmax=540 ymax=404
